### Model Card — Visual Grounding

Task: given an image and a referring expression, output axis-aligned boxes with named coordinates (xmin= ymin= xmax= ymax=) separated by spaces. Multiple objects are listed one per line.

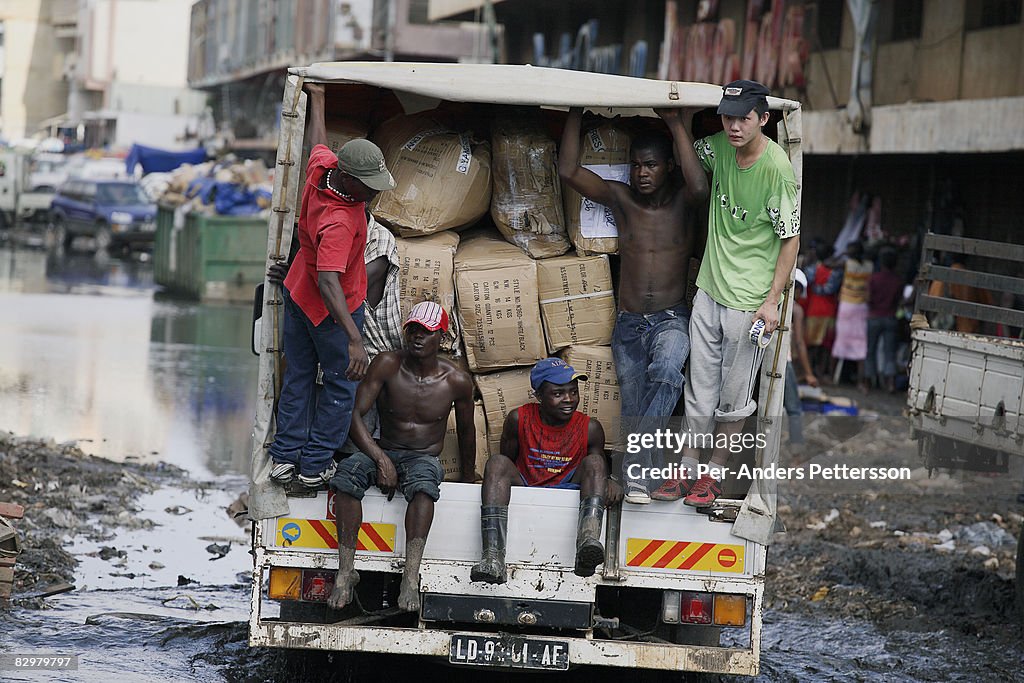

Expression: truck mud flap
xmin=421 ymin=593 xmax=593 ymax=630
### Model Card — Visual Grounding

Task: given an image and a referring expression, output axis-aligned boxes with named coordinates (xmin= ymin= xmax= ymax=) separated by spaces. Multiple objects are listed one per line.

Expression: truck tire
xmin=53 ymin=219 xmax=73 ymax=251
xmin=94 ymin=224 xmax=112 ymax=253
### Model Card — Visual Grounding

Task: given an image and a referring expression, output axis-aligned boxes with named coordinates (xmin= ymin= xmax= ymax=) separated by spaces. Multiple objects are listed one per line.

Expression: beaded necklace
xmin=326 ymin=169 xmax=355 ymax=201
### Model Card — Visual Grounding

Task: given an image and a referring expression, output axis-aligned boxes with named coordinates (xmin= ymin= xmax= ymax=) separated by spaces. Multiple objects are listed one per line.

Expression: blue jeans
xmin=332 ymin=449 xmax=444 ymax=503
xmin=865 ymin=316 xmax=897 ymax=382
xmin=269 ymin=290 xmax=365 ymax=477
xmin=612 ymin=304 xmax=691 ymax=488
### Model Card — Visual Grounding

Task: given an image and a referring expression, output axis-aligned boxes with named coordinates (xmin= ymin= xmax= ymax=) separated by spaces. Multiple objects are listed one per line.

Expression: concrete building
xmin=1 ymin=0 xmax=206 ymax=149
xmin=67 ymin=0 xmax=208 ymax=149
xmin=0 ymin=0 xmax=75 ymax=143
xmin=431 ymin=0 xmax=1024 ymax=251
xmin=187 ymin=0 xmax=503 ymax=150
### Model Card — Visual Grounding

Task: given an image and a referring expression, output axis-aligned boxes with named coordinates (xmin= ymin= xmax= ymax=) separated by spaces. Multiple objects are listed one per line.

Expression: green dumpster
xmin=154 ymin=208 xmax=268 ymax=303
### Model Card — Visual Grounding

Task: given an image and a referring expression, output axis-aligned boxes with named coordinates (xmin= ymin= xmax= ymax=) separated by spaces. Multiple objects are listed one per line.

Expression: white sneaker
xmin=270 ymin=462 xmax=295 ymax=484
xmin=297 ymin=463 xmax=337 ymax=489
xmin=624 ymin=482 xmax=651 ymax=505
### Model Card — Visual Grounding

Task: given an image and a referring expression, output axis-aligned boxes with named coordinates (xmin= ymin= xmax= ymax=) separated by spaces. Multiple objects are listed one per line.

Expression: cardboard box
xmin=474 ymin=368 xmax=536 ymax=458
xmin=438 ymin=400 xmax=490 ymax=481
xmin=578 ymin=380 xmax=623 ymax=450
xmin=563 ymin=122 xmax=631 ymax=255
xmin=372 ymin=113 xmax=491 ymax=236
xmin=537 ymin=254 xmax=615 ymax=353
xmin=454 ymin=232 xmax=546 ymax=372
xmin=490 ymin=116 xmax=571 ymax=259
xmin=395 ymin=231 xmax=461 ymax=354
xmin=560 ymin=345 xmax=619 ymax=386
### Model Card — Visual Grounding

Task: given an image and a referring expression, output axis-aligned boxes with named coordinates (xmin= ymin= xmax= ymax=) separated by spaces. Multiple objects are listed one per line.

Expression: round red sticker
xmin=717 ymin=548 xmax=737 ymax=568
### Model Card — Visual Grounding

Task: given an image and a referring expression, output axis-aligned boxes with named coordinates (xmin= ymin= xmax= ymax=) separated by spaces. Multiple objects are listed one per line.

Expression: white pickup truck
xmin=907 ymin=232 xmax=1024 ymax=622
xmin=246 ymin=62 xmax=804 ymax=676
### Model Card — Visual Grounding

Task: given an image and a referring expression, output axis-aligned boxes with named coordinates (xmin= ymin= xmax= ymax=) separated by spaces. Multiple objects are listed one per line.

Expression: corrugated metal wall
xmin=188 ymin=0 xmax=337 ymax=86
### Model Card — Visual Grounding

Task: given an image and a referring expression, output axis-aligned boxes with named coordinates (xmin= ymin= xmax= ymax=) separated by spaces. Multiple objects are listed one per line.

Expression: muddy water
xmin=2 ymin=244 xmax=1022 ymax=682
xmin=0 ymin=247 xmax=258 ymax=477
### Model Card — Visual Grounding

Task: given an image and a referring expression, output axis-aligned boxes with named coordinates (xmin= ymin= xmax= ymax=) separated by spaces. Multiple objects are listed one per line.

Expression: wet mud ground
xmin=2 ymin=412 xmax=1022 ymax=683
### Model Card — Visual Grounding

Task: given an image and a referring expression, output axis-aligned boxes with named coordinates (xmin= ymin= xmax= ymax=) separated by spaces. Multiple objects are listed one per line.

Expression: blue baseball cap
xmin=530 ymin=358 xmax=588 ymax=391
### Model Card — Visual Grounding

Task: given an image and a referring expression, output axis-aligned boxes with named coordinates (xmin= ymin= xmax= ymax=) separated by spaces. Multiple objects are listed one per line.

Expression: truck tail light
xmin=268 ymin=567 xmax=301 ymax=600
xmin=713 ymin=594 xmax=747 ymax=626
xmin=678 ymin=591 xmax=713 ymax=625
xmin=301 ymin=570 xmax=335 ymax=602
xmin=660 ymin=590 xmax=681 ymax=623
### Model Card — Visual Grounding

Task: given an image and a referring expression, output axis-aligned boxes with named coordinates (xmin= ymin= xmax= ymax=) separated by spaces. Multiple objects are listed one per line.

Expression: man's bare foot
xmin=327 ymin=569 xmax=359 ymax=610
xmin=397 ymin=571 xmax=420 ymax=611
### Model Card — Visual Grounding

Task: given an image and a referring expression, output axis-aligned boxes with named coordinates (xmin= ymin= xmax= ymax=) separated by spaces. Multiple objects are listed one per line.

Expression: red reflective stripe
xmin=652 ymin=541 xmax=690 ymax=568
xmin=308 ymin=519 xmax=339 ymax=549
xmin=679 ymin=542 xmax=715 ymax=570
xmin=629 ymin=540 xmax=665 ymax=566
xmin=361 ymin=523 xmax=391 ymax=551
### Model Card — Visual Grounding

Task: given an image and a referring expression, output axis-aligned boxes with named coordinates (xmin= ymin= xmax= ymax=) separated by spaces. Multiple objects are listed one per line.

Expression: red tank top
xmin=516 ymin=403 xmax=590 ymax=487
xmin=806 ymin=264 xmax=839 ymax=318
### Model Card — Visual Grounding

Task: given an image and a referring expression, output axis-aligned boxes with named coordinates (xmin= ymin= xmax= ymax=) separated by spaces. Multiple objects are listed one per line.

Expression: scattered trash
xmin=160 ymin=594 xmax=220 ymax=611
xmin=205 ymin=543 xmax=231 ymax=561
xmin=824 ymin=509 xmax=840 ymax=524
xmin=177 ymin=575 xmax=198 ymax=586
xmin=955 ymin=522 xmax=1015 ymax=548
xmin=811 ymin=586 xmax=829 ymax=602
xmin=98 ymin=547 xmax=126 ymax=561
xmin=164 ymin=506 xmax=193 ymax=516
xmin=226 ymin=492 xmax=249 ymax=528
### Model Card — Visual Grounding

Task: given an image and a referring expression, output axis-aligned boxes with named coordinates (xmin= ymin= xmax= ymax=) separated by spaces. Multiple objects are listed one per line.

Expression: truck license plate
xmin=449 ymin=634 xmax=569 ymax=670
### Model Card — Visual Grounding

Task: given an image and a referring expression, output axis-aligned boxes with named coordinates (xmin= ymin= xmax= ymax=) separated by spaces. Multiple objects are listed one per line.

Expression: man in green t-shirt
xmin=651 ymin=80 xmax=800 ymax=507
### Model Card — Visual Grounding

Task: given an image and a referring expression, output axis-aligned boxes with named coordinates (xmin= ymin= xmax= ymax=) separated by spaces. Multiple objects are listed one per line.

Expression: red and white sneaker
xmin=683 ymin=475 xmax=722 ymax=507
xmin=650 ymin=478 xmax=692 ymax=502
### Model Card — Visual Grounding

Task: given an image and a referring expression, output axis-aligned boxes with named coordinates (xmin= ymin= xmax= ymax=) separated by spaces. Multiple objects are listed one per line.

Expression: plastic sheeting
xmin=125 ymin=144 xmax=207 ymax=176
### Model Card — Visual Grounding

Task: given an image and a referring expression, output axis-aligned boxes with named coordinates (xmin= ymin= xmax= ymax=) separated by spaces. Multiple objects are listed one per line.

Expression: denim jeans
xmin=865 ymin=316 xmax=897 ymax=382
xmin=269 ymin=290 xmax=365 ymax=477
xmin=612 ymin=304 xmax=691 ymax=488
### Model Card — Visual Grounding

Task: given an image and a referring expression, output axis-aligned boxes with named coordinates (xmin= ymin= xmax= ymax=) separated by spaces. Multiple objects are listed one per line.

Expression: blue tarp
xmin=185 ymin=177 xmax=271 ymax=216
xmin=125 ymin=144 xmax=207 ymax=175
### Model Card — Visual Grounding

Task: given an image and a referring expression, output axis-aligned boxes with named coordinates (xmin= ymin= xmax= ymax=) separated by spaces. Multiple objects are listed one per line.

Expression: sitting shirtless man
xmin=470 ymin=358 xmax=622 ymax=584
xmin=328 ymin=302 xmax=476 ymax=611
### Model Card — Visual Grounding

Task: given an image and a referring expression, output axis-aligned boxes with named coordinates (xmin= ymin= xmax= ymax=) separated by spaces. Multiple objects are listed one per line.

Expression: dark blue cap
xmin=717 ymin=79 xmax=770 ymax=117
xmin=530 ymin=358 xmax=588 ymax=391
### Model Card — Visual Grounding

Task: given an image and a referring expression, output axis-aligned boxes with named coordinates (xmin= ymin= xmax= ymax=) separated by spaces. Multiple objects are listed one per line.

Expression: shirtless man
xmin=328 ymin=302 xmax=476 ymax=612
xmin=470 ymin=358 xmax=619 ymax=584
xmin=559 ymin=107 xmax=709 ymax=504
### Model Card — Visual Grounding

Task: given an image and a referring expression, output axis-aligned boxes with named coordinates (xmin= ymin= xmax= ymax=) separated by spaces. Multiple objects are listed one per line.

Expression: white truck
xmin=246 ymin=62 xmax=804 ymax=676
xmin=906 ymin=232 xmax=1024 ymax=622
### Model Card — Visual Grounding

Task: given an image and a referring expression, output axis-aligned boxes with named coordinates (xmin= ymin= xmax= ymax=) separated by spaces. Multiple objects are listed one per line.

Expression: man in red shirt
xmin=470 ymin=358 xmax=622 ymax=584
xmin=269 ymin=83 xmax=396 ymax=489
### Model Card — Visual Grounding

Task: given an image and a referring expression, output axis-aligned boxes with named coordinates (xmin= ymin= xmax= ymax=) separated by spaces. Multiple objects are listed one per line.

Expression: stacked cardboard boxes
xmin=473 ymin=368 xmax=536 ymax=459
xmin=561 ymin=345 xmax=622 ymax=450
xmin=536 ymin=254 xmax=615 ymax=353
xmin=437 ymin=400 xmax=490 ymax=481
xmin=453 ymin=232 xmax=547 ymax=372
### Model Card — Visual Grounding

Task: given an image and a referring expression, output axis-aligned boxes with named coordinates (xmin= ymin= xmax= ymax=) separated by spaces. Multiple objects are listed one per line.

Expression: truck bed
xmin=262 ymin=483 xmax=762 ymax=601
xmin=907 ymin=328 xmax=1024 ymax=456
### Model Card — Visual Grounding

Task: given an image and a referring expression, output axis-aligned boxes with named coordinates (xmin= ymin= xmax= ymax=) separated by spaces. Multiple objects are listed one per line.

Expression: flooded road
xmin=0 ymin=246 xmax=257 ymax=477
xmin=0 ymin=241 xmax=1021 ymax=682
